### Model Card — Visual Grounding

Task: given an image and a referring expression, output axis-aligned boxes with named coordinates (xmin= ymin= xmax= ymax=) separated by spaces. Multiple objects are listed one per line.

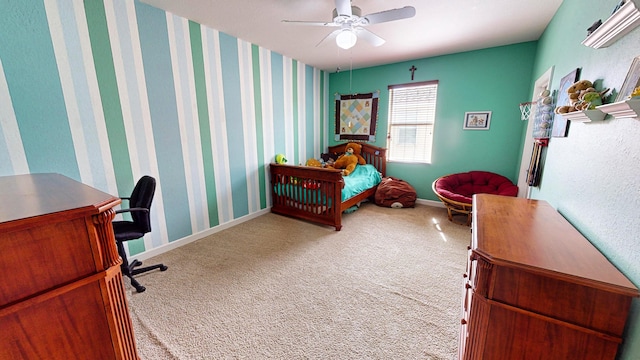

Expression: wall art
xmin=463 ymin=111 xmax=491 ymax=130
xmin=615 ymin=55 xmax=640 ymax=102
xmin=335 ymin=91 xmax=379 ymax=142
xmin=552 ymin=68 xmax=580 ymax=137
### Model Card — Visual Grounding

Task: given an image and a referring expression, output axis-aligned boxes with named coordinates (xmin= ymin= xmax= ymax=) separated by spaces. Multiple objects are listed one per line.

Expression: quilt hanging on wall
xmin=334 ymin=91 xmax=379 ymax=142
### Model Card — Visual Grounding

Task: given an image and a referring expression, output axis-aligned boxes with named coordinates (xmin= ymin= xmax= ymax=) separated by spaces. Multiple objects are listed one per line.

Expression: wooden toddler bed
xmin=270 ymin=143 xmax=386 ymax=231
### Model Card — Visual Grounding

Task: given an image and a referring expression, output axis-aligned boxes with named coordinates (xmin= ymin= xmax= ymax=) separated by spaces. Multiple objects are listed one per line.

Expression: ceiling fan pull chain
xmin=349 ymin=55 xmax=353 ymax=92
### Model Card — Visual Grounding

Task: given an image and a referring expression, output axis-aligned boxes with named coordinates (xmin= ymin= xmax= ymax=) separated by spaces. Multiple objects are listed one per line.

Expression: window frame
xmin=386 ymin=80 xmax=439 ymax=164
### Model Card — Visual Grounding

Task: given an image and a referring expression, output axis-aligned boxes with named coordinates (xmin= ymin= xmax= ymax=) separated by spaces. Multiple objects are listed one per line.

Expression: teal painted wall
xmin=529 ymin=1 xmax=640 ymax=358
xmin=328 ymin=42 xmax=538 ymax=200
xmin=329 ymin=1 xmax=640 ymax=353
xmin=0 ymin=0 xmax=327 ymax=256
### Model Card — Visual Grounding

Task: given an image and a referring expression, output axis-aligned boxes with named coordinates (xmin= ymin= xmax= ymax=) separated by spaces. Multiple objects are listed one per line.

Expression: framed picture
xmin=463 ymin=111 xmax=491 ymax=130
xmin=615 ymin=55 xmax=640 ymax=102
xmin=334 ymin=91 xmax=379 ymax=142
xmin=552 ymin=68 xmax=580 ymax=138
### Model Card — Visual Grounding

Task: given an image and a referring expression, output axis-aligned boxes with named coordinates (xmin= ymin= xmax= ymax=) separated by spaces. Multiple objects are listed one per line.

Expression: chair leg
xmin=446 ymin=206 xmax=453 ymax=221
xmin=116 ymin=241 xmax=144 ymax=292
xmin=129 ymin=276 xmax=146 ymax=293
xmin=116 ymin=241 xmax=167 ymax=293
xmin=130 ymin=260 xmax=168 ymax=276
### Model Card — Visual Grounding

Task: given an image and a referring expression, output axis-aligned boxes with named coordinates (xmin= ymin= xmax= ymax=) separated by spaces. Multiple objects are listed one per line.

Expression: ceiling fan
xmin=282 ymin=0 xmax=416 ymax=50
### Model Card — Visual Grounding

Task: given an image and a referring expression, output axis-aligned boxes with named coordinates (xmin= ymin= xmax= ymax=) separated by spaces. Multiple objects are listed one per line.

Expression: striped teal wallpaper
xmin=0 ymin=0 xmax=327 ymax=256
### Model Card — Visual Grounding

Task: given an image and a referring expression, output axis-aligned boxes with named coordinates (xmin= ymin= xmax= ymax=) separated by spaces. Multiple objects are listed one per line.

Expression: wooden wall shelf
xmin=560 ymin=109 xmax=606 ymax=122
xmin=582 ymin=0 xmax=640 ymax=49
xmin=597 ymin=98 xmax=640 ymax=119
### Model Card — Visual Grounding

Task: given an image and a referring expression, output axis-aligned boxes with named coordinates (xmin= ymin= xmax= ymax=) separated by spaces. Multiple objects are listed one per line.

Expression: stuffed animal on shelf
xmin=555 ymin=79 xmax=610 ymax=113
xmin=326 ymin=142 xmax=366 ymax=176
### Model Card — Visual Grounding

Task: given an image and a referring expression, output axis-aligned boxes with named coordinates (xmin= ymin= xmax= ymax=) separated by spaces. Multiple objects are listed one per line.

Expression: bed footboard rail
xmin=269 ymin=163 xmax=344 ymax=230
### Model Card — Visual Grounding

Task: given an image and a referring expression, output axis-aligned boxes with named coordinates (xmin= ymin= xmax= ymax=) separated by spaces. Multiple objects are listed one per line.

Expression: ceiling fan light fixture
xmin=336 ymin=29 xmax=357 ymax=49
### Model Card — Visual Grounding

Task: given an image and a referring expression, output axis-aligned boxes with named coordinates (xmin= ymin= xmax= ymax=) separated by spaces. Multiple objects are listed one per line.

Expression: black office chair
xmin=112 ymin=175 xmax=167 ymax=293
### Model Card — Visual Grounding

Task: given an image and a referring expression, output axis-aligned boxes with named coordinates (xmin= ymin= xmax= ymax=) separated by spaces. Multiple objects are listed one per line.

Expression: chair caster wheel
xmin=131 ymin=278 xmax=146 ymax=293
xmin=160 ymin=265 xmax=168 ymax=271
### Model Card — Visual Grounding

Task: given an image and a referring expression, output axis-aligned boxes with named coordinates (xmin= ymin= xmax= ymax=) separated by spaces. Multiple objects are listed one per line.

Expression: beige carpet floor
xmin=125 ymin=203 xmax=470 ymax=359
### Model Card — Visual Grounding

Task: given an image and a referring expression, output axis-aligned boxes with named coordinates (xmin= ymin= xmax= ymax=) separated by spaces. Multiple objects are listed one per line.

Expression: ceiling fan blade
xmin=364 ymin=6 xmax=416 ymax=24
xmin=354 ymin=27 xmax=385 ymax=47
xmin=335 ymin=0 xmax=352 ymax=17
xmin=316 ymin=29 xmax=342 ymax=47
xmin=281 ymin=20 xmax=339 ymax=26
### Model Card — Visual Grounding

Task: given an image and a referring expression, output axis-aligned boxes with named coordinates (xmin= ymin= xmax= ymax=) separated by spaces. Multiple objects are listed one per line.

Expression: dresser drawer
xmin=467 ymin=252 xmax=492 ymax=298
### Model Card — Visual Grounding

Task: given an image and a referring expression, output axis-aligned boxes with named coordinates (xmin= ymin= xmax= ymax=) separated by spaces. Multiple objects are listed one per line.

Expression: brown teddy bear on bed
xmin=326 ymin=142 xmax=366 ymax=176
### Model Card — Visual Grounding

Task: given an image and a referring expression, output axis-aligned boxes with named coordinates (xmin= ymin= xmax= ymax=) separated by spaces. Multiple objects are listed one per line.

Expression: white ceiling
xmin=140 ymin=0 xmax=563 ymax=72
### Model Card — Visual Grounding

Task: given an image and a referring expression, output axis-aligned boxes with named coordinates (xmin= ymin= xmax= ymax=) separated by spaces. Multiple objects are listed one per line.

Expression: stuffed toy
xmin=305 ymin=158 xmax=322 ymax=167
xmin=555 ymin=79 xmax=610 ymax=113
xmin=275 ymin=154 xmax=287 ymax=164
xmin=321 ymin=152 xmax=338 ymax=165
xmin=326 ymin=142 xmax=366 ymax=176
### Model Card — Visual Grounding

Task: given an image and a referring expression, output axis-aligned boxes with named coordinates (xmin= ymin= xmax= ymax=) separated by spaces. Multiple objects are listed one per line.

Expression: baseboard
xmin=416 ymin=198 xmax=445 ymax=208
xmin=133 ymin=199 xmax=443 ymax=262
xmin=133 ymin=208 xmax=271 ymax=262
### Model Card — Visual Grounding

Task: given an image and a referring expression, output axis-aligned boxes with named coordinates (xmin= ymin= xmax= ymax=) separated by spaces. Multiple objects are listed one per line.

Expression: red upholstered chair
xmin=432 ymin=171 xmax=518 ymax=226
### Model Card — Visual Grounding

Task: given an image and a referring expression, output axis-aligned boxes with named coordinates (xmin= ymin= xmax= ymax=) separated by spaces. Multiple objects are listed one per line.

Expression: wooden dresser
xmin=460 ymin=194 xmax=639 ymax=360
xmin=0 ymin=174 xmax=139 ymax=359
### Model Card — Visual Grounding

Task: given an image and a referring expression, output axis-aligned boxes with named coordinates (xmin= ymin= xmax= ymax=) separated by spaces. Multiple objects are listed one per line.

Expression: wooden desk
xmin=0 ymin=174 xmax=139 ymax=359
xmin=460 ymin=194 xmax=639 ymax=359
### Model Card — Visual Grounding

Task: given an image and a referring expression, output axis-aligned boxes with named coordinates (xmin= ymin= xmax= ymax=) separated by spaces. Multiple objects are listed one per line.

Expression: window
xmin=386 ymin=81 xmax=438 ymax=163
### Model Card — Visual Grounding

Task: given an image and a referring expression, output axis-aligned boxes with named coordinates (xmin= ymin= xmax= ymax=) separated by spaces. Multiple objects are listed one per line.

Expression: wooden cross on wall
xmin=409 ymin=65 xmax=417 ymax=80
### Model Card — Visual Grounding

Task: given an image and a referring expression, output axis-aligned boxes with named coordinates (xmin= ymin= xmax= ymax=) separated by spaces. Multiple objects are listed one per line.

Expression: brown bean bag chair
xmin=375 ymin=177 xmax=417 ymax=208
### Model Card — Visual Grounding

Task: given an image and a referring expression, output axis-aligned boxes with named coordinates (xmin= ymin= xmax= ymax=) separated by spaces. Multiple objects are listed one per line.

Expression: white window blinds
xmin=387 ymin=81 xmax=438 ymax=163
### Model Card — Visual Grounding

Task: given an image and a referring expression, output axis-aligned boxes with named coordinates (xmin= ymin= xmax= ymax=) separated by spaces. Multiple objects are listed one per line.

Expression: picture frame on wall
xmin=463 ymin=111 xmax=491 ymax=130
xmin=552 ymin=68 xmax=580 ymax=138
xmin=615 ymin=55 xmax=640 ymax=102
xmin=334 ymin=91 xmax=379 ymax=142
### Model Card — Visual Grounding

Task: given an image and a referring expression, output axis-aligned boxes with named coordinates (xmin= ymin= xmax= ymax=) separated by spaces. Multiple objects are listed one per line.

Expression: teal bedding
xmin=341 ymin=164 xmax=382 ymax=201
xmin=274 ymin=164 xmax=382 ymax=204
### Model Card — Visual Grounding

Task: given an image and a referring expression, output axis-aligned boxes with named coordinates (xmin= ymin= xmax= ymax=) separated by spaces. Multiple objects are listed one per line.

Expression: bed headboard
xmin=327 ymin=143 xmax=387 ymax=177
